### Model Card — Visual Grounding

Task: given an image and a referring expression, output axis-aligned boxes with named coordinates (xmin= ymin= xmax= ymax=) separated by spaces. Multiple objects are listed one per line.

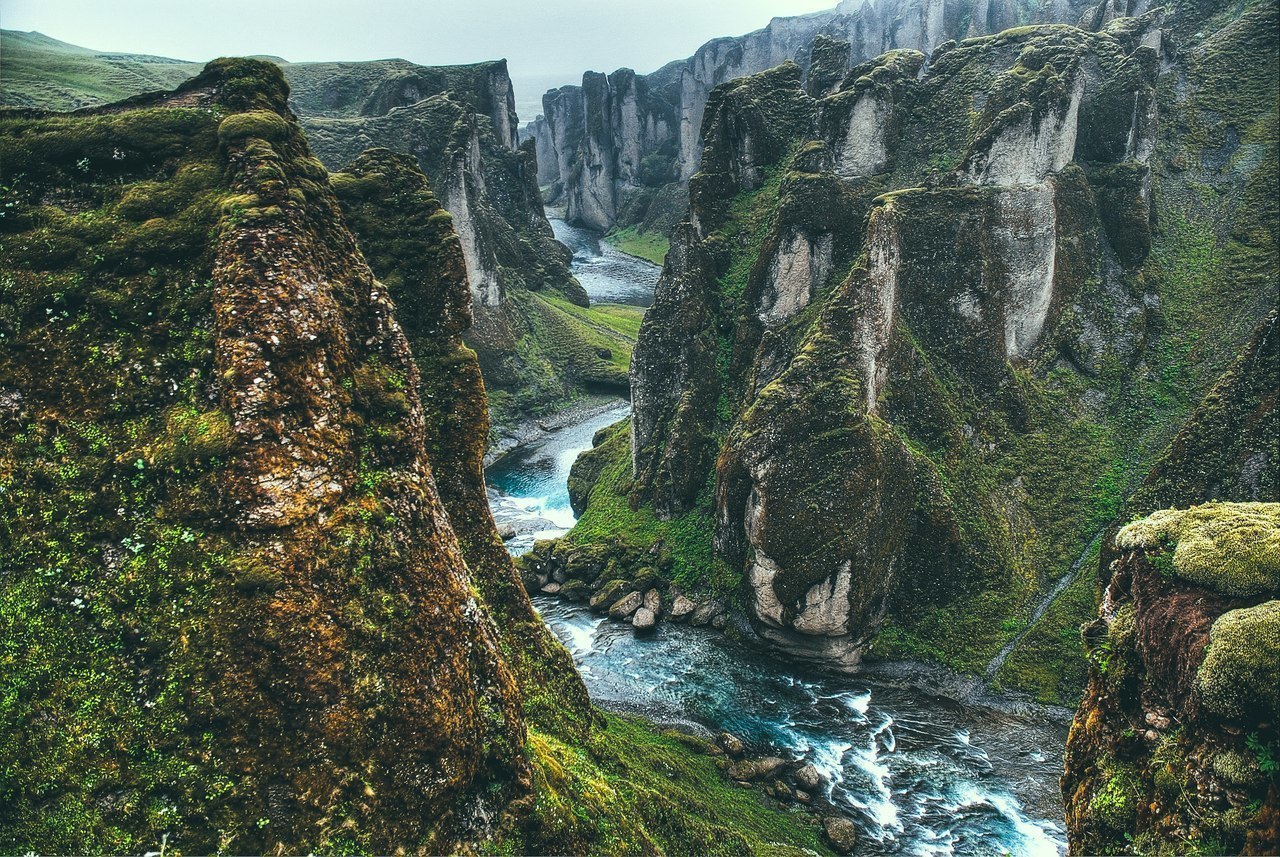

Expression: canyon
xmin=1 ymin=0 xmax=1277 ymax=852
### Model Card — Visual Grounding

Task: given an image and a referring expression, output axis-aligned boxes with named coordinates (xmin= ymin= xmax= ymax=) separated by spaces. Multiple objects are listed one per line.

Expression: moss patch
xmin=1117 ymin=503 xmax=1280 ymax=598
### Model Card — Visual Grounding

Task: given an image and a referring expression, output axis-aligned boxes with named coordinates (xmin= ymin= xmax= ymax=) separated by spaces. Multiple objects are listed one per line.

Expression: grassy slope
xmin=603 ymin=224 xmax=670 ymax=265
xmin=0 ymin=30 xmax=201 ymax=110
xmin=490 ymin=713 xmax=830 ymax=857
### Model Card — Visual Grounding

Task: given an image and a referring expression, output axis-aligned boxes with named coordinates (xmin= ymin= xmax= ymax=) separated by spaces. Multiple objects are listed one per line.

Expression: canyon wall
xmin=1063 ymin=312 xmax=1278 ymax=854
xmin=567 ymin=0 xmax=1278 ymax=711
xmin=522 ymin=0 xmax=1109 ymax=234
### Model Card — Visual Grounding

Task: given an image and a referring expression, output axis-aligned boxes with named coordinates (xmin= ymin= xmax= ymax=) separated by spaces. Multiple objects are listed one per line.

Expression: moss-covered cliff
xmin=0 ymin=59 xmax=837 ymax=856
xmin=563 ymin=0 xmax=1277 ymax=706
xmin=0 ymin=58 xmax=529 ymax=853
xmin=1061 ymin=310 xmax=1277 ymax=855
xmin=0 ymin=39 xmax=635 ymax=433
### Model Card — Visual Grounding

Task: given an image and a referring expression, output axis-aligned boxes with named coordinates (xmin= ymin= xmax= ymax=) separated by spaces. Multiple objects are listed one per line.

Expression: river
xmin=485 ymin=218 xmax=1069 ymax=856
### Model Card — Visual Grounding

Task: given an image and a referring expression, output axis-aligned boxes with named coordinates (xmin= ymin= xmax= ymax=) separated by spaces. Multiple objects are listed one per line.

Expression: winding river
xmin=486 ymin=219 xmax=1069 ymax=856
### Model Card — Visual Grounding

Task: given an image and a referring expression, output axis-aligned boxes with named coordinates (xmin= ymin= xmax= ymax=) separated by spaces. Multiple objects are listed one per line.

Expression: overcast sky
xmin=1 ymin=0 xmax=837 ymax=118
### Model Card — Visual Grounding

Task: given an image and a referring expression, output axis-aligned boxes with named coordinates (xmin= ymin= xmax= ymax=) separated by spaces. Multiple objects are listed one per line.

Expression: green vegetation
xmin=1117 ymin=503 xmax=1280 ymax=598
xmin=0 ymin=29 xmax=200 ymax=110
xmin=567 ymin=419 xmax=737 ymax=598
xmin=1197 ymin=600 xmax=1280 ymax=722
xmin=603 ymin=224 xmax=669 ymax=265
xmin=491 ymin=713 xmax=830 ymax=856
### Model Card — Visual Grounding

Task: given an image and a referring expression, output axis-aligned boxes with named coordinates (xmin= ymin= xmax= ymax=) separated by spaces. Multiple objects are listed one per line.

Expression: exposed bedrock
xmin=523 ymin=0 xmax=1106 ymax=233
xmin=605 ymin=2 xmax=1277 ymax=684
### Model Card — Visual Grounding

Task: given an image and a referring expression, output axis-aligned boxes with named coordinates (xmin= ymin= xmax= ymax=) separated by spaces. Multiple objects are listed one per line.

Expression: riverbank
xmin=485 ymin=394 xmax=629 ymax=468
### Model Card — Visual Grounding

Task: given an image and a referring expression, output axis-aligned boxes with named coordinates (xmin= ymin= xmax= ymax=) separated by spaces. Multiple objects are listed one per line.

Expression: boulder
xmin=589 ymin=579 xmax=632 ymax=611
xmin=716 ymin=731 xmax=746 ymax=758
xmin=608 ymin=590 xmax=644 ymax=620
xmin=643 ymin=588 xmax=661 ymax=614
xmin=540 ymin=582 xmax=561 ymax=595
xmin=559 ymin=579 xmax=590 ymax=602
xmin=823 ymin=817 xmax=858 ymax=854
xmin=632 ymin=607 xmax=656 ymax=630
xmin=690 ymin=600 xmax=721 ymax=626
xmin=670 ymin=594 xmax=696 ymax=620
xmin=794 ymin=762 xmax=823 ymax=792
xmin=496 ymin=524 xmax=516 ymax=541
xmin=728 ymin=756 xmax=786 ymax=781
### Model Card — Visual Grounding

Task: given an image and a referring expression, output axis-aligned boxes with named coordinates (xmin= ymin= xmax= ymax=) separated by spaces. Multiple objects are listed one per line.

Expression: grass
xmin=489 ymin=713 xmax=830 ymax=856
xmin=567 ymin=419 xmax=739 ymax=599
xmin=0 ymin=30 xmax=200 ymax=110
xmin=603 ymin=224 xmax=669 ymax=265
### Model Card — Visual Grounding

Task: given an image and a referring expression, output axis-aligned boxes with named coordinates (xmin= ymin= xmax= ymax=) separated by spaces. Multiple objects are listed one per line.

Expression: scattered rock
xmin=670 ymin=594 xmax=696 ymax=620
xmin=690 ymin=600 xmax=720 ymax=626
xmin=794 ymin=762 xmax=824 ymax=792
xmin=643 ymin=588 xmax=661 ymax=614
xmin=496 ymin=524 xmax=516 ymax=541
xmin=589 ymin=579 xmax=632 ymax=611
xmin=608 ymin=590 xmax=644 ymax=620
xmin=716 ymin=731 xmax=746 ymax=758
xmin=710 ymin=613 xmax=727 ymax=630
xmin=632 ymin=607 xmax=656 ymax=630
xmin=823 ymin=816 xmax=858 ymax=854
xmin=559 ymin=579 xmax=590 ymax=602
xmin=794 ymin=789 xmax=812 ymax=803
xmin=540 ymin=582 xmax=561 ymax=594
xmin=728 ymin=756 xmax=785 ymax=781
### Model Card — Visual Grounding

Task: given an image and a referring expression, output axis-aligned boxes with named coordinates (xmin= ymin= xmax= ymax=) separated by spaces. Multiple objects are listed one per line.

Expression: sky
xmin=0 ymin=0 xmax=838 ymax=119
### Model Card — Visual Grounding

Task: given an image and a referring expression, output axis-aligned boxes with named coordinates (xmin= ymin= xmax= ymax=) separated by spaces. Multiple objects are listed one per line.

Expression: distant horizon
xmin=0 ymin=0 xmax=837 ymax=121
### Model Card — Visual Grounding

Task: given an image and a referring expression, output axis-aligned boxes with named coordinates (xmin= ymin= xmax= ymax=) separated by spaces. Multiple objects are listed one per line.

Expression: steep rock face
xmin=1063 ymin=504 xmax=1280 ymax=855
xmin=0 ymin=43 xmax=621 ymax=430
xmin=581 ymin=0 xmax=1278 ymax=687
xmin=523 ymin=0 xmax=1100 ymax=234
xmin=284 ymin=59 xmax=609 ymax=427
xmin=0 ymin=60 xmax=533 ymax=853
xmin=328 ymin=148 xmax=593 ymax=727
xmin=1062 ymin=313 xmax=1278 ymax=854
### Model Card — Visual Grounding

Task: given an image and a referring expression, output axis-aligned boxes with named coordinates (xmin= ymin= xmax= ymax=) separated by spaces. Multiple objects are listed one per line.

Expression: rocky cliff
xmin=0 ymin=40 xmax=633 ymax=432
xmin=522 ymin=0 xmax=1103 ymax=237
xmin=1062 ymin=311 xmax=1278 ymax=854
xmin=565 ymin=0 xmax=1278 ymax=703
xmin=0 ymin=58 xmax=531 ymax=852
xmin=0 ymin=58 xmax=841 ymax=856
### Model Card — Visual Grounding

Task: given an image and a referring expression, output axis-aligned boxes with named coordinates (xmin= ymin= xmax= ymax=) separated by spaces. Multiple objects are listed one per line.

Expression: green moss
xmin=1196 ymin=600 xmax=1280 ymax=722
xmin=217 ymin=109 xmax=291 ymax=145
xmin=1087 ymin=760 xmax=1142 ymax=834
xmin=567 ymin=418 xmax=735 ymax=599
xmin=488 ymin=713 xmax=829 ymax=857
xmin=1117 ymin=503 xmax=1280 ymax=598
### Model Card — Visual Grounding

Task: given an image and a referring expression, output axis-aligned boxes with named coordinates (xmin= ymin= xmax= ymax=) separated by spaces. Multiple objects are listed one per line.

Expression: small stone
xmin=716 ymin=732 xmax=746 ymax=758
xmin=794 ymin=789 xmax=812 ymax=804
xmin=496 ymin=524 xmax=516 ymax=541
xmin=540 ymin=582 xmax=561 ymax=595
xmin=711 ymin=613 xmax=727 ymax=630
xmin=823 ymin=817 xmax=858 ymax=854
xmin=632 ymin=607 xmax=656 ymax=630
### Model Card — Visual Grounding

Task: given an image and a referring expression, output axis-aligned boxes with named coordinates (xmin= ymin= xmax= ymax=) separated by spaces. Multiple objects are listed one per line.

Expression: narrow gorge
xmin=0 ymin=0 xmax=1276 ymax=853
